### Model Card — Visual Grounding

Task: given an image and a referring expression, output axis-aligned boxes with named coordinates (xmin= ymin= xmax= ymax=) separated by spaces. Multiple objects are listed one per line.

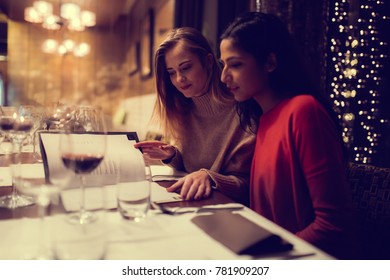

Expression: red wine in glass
xmin=62 ymin=153 xmax=104 ymax=174
xmin=0 ymin=117 xmax=15 ymax=131
xmin=13 ymin=119 xmax=34 ymax=132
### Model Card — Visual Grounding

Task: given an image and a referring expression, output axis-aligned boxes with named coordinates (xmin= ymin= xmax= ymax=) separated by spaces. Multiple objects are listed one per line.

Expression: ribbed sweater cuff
xmin=163 ymin=147 xmax=184 ymax=170
xmin=201 ymin=169 xmax=249 ymax=204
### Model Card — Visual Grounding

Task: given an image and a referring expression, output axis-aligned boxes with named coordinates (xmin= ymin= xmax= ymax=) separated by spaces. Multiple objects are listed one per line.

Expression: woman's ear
xmin=266 ymin=53 xmax=277 ymax=72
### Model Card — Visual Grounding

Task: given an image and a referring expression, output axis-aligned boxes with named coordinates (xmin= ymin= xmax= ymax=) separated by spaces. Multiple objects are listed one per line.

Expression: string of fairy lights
xmin=328 ymin=0 xmax=389 ymax=164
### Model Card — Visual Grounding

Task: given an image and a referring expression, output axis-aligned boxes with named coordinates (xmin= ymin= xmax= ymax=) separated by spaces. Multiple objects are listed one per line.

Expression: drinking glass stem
xmin=80 ymin=175 xmax=86 ymax=218
xmin=38 ymin=202 xmax=47 ymax=249
xmin=36 ymin=192 xmax=51 ymax=259
xmin=32 ymin=129 xmax=36 ymax=154
xmin=32 ymin=129 xmax=41 ymax=161
xmin=11 ymin=141 xmax=23 ymax=199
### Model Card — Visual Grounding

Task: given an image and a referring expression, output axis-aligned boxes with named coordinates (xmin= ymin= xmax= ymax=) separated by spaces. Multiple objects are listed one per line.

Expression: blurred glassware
xmin=22 ymin=105 xmax=45 ymax=162
xmin=51 ymin=212 xmax=107 ymax=260
xmin=59 ymin=105 xmax=107 ymax=224
xmin=14 ymin=164 xmax=73 ymax=259
xmin=0 ymin=106 xmax=17 ymax=154
xmin=117 ymin=153 xmax=151 ymax=222
xmin=0 ymin=105 xmax=35 ymax=208
xmin=44 ymin=102 xmax=73 ymax=131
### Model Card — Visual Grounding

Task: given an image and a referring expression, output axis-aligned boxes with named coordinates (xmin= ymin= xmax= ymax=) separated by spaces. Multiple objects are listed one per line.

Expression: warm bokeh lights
xmin=328 ymin=0 xmax=389 ymax=164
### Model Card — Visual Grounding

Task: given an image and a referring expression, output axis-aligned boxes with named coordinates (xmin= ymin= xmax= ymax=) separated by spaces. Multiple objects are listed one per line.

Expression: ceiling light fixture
xmin=24 ymin=1 xmax=96 ymax=31
xmin=42 ymin=38 xmax=91 ymax=57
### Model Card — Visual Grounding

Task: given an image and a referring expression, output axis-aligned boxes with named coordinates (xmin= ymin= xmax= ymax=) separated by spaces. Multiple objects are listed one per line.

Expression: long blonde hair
xmin=153 ymin=27 xmax=234 ymax=141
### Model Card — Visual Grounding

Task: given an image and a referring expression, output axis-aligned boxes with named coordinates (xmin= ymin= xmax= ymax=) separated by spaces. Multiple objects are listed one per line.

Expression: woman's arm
xmin=167 ymin=135 xmax=255 ymax=204
xmin=292 ymin=98 xmax=354 ymax=257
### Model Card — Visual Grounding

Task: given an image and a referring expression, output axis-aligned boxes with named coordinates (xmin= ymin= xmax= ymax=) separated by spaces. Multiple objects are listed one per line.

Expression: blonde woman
xmin=135 ymin=27 xmax=255 ymax=203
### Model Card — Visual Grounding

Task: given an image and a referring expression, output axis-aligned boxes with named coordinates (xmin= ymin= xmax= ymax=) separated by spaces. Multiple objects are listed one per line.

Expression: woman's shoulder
xmin=288 ymin=94 xmax=318 ymax=107
xmin=285 ymin=94 xmax=324 ymax=115
xmin=281 ymin=94 xmax=334 ymax=128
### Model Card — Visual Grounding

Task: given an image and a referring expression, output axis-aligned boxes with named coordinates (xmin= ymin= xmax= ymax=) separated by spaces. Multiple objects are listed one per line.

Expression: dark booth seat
xmin=348 ymin=162 xmax=390 ymax=259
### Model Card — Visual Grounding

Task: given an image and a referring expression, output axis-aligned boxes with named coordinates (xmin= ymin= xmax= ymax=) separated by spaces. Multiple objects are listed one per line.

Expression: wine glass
xmin=59 ymin=105 xmax=107 ymax=224
xmin=23 ymin=105 xmax=45 ymax=162
xmin=13 ymin=158 xmax=73 ymax=259
xmin=0 ymin=105 xmax=35 ymax=208
xmin=45 ymin=102 xmax=72 ymax=131
xmin=0 ymin=106 xmax=17 ymax=154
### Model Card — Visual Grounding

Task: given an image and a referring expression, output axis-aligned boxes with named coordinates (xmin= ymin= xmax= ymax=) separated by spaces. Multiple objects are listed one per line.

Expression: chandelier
xmin=42 ymin=38 xmax=90 ymax=57
xmin=24 ymin=1 xmax=96 ymax=31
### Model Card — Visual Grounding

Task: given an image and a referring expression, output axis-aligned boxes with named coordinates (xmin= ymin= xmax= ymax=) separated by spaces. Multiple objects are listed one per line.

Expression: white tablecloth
xmin=0 ymin=208 xmax=333 ymax=260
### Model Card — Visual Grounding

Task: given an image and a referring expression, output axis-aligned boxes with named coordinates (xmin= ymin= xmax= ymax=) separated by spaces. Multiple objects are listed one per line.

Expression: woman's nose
xmin=177 ymin=73 xmax=186 ymax=83
xmin=221 ymin=68 xmax=230 ymax=84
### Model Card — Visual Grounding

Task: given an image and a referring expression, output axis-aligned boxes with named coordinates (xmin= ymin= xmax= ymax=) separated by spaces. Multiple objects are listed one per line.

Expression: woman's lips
xmin=181 ymin=84 xmax=191 ymax=90
xmin=228 ymin=86 xmax=239 ymax=93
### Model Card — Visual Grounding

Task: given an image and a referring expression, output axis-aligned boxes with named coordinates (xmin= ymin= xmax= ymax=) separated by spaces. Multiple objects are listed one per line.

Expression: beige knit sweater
xmin=166 ymin=93 xmax=256 ymax=204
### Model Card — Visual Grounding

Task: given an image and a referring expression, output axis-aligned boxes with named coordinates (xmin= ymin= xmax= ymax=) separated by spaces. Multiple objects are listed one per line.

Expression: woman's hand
xmin=167 ymin=170 xmax=213 ymax=200
xmin=134 ymin=141 xmax=176 ymax=161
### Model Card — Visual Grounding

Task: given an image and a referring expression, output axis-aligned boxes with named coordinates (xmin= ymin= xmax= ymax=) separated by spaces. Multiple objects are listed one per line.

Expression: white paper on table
xmin=150 ymin=182 xmax=182 ymax=203
xmin=0 ymin=164 xmax=45 ymax=187
xmin=61 ymin=182 xmax=182 ymax=212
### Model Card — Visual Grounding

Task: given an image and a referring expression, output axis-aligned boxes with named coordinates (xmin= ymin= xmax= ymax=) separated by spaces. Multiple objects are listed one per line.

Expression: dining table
xmin=0 ymin=150 xmax=334 ymax=260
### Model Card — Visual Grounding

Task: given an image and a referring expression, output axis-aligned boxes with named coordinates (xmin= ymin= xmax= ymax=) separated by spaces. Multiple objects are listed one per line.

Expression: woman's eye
xmin=229 ymin=62 xmax=242 ymax=68
xmin=181 ymin=65 xmax=191 ymax=72
xmin=167 ymin=71 xmax=175 ymax=76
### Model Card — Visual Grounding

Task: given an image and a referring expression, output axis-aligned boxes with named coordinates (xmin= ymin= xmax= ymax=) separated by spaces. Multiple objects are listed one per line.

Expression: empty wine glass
xmin=14 ymin=160 xmax=73 ymax=259
xmin=23 ymin=105 xmax=45 ymax=162
xmin=0 ymin=106 xmax=17 ymax=154
xmin=59 ymin=105 xmax=107 ymax=224
xmin=45 ymin=102 xmax=73 ymax=131
xmin=0 ymin=105 xmax=35 ymax=208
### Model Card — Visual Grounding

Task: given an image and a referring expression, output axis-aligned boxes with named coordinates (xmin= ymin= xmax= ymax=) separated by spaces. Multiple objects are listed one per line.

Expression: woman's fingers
xmin=134 ymin=141 xmax=167 ymax=148
xmin=136 ymin=144 xmax=175 ymax=160
xmin=167 ymin=171 xmax=213 ymax=200
xmin=166 ymin=179 xmax=183 ymax=192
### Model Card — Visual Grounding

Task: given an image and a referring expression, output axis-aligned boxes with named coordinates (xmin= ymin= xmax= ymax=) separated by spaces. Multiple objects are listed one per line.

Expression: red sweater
xmin=251 ymin=95 xmax=356 ymax=258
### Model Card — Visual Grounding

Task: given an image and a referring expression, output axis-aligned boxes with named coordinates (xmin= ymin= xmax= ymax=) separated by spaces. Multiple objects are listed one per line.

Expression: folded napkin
xmin=192 ymin=211 xmax=293 ymax=256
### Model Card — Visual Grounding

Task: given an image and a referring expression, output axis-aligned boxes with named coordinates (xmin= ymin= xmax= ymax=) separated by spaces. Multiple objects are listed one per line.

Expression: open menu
xmin=39 ymin=132 xmax=182 ymax=206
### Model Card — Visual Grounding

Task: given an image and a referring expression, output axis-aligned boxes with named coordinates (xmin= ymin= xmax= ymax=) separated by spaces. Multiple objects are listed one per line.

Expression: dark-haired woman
xmin=220 ymin=12 xmax=358 ymax=259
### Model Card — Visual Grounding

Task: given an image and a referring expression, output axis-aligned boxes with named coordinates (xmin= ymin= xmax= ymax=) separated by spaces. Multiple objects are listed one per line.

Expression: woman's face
xmin=165 ymin=41 xmax=209 ymax=98
xmin=220 ymin=38 xmax=270 ymax=102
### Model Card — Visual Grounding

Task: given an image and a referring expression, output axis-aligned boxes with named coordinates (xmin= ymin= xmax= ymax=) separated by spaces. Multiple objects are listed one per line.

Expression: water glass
xmin=116 ymin=151 xmax=151 ymax=222
xmin=117 ymin=177 xmax=151 ymax=222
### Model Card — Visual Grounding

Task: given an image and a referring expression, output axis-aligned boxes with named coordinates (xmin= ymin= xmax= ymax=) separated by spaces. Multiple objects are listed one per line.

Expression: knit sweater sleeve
xmin=162 ymin=146 xmax=185 ymax=171
xmin=201 ymin=135 xmax=254 ymax=205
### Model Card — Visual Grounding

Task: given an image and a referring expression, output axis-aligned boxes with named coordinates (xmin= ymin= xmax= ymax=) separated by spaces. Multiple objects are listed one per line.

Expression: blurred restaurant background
xmin=0 ymin=0 xmax=389 ymax=167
